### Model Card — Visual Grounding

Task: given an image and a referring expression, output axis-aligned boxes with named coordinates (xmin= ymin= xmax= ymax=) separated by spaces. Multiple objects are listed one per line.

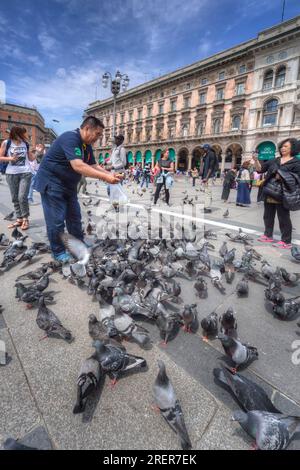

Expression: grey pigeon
xmin=223 ymin=248 xmax=236 ymax=265
xmin=217 ymin=333 xmax=258 ymax=372
xmin=219 ymin=307 xmax=238 ymax=338
xmin=291 ymin=246 xmax=300 ymax=262
xmin=3 ymin=211 xmax=14 ymax=221
xmin=16 ymin=265 xmax=49 ymax=281
xmin=219 ymin=241 xmax=228 ymax=258
xmin=3 ymin=438 xmax=38 ymax=450
xmin=180 ymin=304 xmax=198 ymax=333
xmin=153 ymin=360 xmax=192 ymax=450
xmin=61 ymin=233 xmax=90 ymax=277
xmin=92 ymin=339 xmax=147 ymax=385
xmin=236 ymin=277 xmax=249 ymax=297
xmin=231 ymin=410 xmax=300 ymax=450
xmin=214 ymin=365 xmax=279 ymax=412
xmin=73 ymin=354 xmax=102 ymax=414
xmin=225 ymin=269 xmax=235 ymax=284
xmin=223 ymin=209 xmax=229 ymax=218
xmin=194 ymin=277 xmax=208 ymax=298
xmin=36 ymin=296 xmax=73 ymax=342
xmin=272 ymin=295 xmax=300 ymax=320
xmin=279 ymin=268 xmax=300 ymax=285
xmin=201 ymin=311 xmax=218 ymax=341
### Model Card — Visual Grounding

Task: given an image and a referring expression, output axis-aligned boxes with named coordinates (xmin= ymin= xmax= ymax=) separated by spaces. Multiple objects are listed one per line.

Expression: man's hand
xmin=9 ymin=156 xmax=18 ymax=163
xmin=103 ymin=173 xmax=122 ymax=184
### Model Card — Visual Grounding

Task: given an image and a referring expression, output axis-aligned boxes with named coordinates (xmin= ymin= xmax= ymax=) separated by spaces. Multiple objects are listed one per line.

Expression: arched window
xmin=197 ymin=122 xmax=204 ymax=136
xmin=182 ymin=124 xmax=189 ymax=137
xmin=213 ymin=119 xmax=221 ymax=134
xmin=263 ymin=69 xmax=273 ymax=90
xmin=232 ymin=115 xmax=241 ymax=130
xmin=275 ymin=66 xmax=286 ymax=88
xmin=263 ymin=99 xmax=278 ymax=126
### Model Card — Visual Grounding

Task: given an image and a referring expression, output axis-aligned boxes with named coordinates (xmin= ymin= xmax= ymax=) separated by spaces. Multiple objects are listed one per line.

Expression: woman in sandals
xmin=0 ymin=126 xmax=35 ymax=231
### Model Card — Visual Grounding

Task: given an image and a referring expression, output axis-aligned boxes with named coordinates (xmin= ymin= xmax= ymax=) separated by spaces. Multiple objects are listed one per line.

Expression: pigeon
xmin=61 ymin=233 xmax=90 ymax=277
xmin=27 ymin=273 xmax=50 ymax=292
xmin=236 ymin=277 xmax=249 ymax=297
xmin=223 ymin=248 xmax=236 ymax=266
xmin=204 ymin=229 xmax=217 ymax=240
xmin=92 ymin=339 xmax=147 ymax=385
xmin=36 ymin=296 xmax=73 ymax=342
xmin=219 ymin=241 xmax=228 ymax=258
xmin=180 ymin=304 xmax=198 ymax=333
xmin=231 ymin=410 xmax=300 ymax=450
xmin=214 ymin=365 xmax=279 ymax=412
xmin=272 ymin=295 xmax=300 ymax=320
xmin=88 ymin=314 xmax=123 ymax=348
xmin=194 ymin=277 xmax=208 ymax=298
xmin=73 ymin=354 xmax=102 ymax=414
xmin=3 ymin=211 xmax=14 ymax=221
xmin=225 ymin=269 xmax=235 ymax=284
xmin=291 ymin=246 xmax=300 ymax=262
xmin=219 ymin=307 xmax=238 ymax=338
xmin=11 ymin=226 xmax=23 ymax=240
xmin=223 ymin=209 xmax=229 ymax=218
xmin=3 ymin=438 xmax=38 ymax=450
xmin=111 ymin=310 xmax=151 ymax=348
xmin=0 ymin=233 xmax=9 ymax=248
xmin=200 ymin=311 xmax=218 ymax=341
xmin=156 ymin=306 xmax=182 ymax=345
xmin=153 ymin=360 xmax=192 ymax=450
xmin=261 ymin=260 xmax=276 ymax=280
xmin=199 ymin=243 xmax=211 ymax=269
xmin=279 ymin=268 xmax=300 ymax=285
xmin=216 ymin=333 xmax=258 ymax=372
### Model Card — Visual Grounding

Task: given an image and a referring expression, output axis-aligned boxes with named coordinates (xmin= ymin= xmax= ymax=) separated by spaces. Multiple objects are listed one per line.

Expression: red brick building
xmin=0 ymin=102 xmax=48 ymax=148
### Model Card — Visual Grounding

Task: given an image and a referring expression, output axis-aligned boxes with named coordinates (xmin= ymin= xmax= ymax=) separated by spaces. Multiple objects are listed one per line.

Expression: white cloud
xmin=198 ymin=40 xmax=212 ymax=57
xmin=38 ymin=31 xmax=59 ymax=58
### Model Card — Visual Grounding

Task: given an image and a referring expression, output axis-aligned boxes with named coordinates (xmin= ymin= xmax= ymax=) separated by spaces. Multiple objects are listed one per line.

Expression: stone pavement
xmin=0 ymin=175 xmax=300 ymax=450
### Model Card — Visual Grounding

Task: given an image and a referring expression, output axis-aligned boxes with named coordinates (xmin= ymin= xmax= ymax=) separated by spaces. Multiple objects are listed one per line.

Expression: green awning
xmin=127 ymin=151 xmax=134 ymax=163
xmin=135 ymin=150 xmax=142 ymax=162
xmin=98 ymin=153 xmax=104 ymax=163
xmin=168 ymin=148 xmax=176 ymax=162
xmin=145 ymin=150 xmax=152 ymax=163
xmin=257 ymin=141 xmax=276 ymax=160
xmin=155 ymin=149 xmax=161 ymax=163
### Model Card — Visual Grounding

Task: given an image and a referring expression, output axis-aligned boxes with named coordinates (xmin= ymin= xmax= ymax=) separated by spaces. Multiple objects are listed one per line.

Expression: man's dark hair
xmin=115 ymin=134 xmax=124 ymax=144
xmin=278 ymin=138 xmax=298 ymax=157
xmin=80 ymin=116 xmax=105 ymax=129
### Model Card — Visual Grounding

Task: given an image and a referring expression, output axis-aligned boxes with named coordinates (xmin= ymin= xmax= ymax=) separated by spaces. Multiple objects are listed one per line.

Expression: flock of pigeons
xmin=1 ymin=186 xmax=300 ymax=451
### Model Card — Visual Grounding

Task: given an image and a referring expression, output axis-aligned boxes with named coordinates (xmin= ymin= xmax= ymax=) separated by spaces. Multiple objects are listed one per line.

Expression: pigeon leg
xmin=230 ymin=367 xmax=237 ymax=374
xmin=202 ymin=335 xmax=209 ymax=342
xmin=39 ymin=335 xmax=48 ymax=341
xmin=159 ymin=340 xmax=168 ymax=347
xmin=151 ymin=404 xmax=160 ymax=414
xmin=26 ymin=304 xmax=33 ymax=309
xmin=250 ymin=442 xmax=258 ymax=450
xmin=109 ymin=378 xmax=118 ymax=388
xmin=181 ymin=325 xmax=187 ymax=332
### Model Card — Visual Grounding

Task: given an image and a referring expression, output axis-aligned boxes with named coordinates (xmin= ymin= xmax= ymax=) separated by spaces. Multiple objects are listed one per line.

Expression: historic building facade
xmin=0 ymin=102 xmax=49 ymax=148
xmin=86 ymin=16 xmax=300 ymax=171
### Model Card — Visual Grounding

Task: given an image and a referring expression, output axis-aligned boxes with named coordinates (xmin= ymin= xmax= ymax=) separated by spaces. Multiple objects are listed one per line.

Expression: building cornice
xmin=86 ymin=16 xmax=300 ymax=113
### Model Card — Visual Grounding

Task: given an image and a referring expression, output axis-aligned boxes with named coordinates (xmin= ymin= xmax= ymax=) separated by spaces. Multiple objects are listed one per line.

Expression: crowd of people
xmin=0 ymin=120 xmax=300 ymax=254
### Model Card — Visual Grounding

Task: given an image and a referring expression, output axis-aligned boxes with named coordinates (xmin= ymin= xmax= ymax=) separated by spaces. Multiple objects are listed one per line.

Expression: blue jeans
xmin=140 ymin=175 xmax=150 ymax=188
xmin=40 ymin=187 xmax=83 ymax=256
xmin=28 ymin=173 xmax=36 ymax=201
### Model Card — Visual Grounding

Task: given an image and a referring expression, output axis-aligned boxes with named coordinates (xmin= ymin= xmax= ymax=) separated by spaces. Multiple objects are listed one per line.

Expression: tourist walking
xmin=28 ymin=143 xmax=45 ymax=203
xmin=153 ymin=149 xmax=174 ymax=206
xmin=236 ymin=161 xmax=251 ymax=207
xmin=0 ymin=126 xmax=35 ymax=230
xmin=140 ymin=163 xmax=151 ymax=188
xmin=191 ymin=167 xmax=198 ymax=187
xmin=253 ymin=138 xmax=300 ymax=249
xmin=201 ymin=144 xmax=218 ymax=213
xmin=221 ymin=168 xmax=237 ymax=202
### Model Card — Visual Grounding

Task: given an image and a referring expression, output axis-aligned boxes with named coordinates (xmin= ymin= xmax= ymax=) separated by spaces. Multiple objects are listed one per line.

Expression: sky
xmin=1 ymin=0 xmax=300 ymax=133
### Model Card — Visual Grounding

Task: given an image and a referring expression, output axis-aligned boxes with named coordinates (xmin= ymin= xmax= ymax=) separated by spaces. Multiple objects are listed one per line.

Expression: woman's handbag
xmin=280 ymin=172 xmax=300 ymax=211
xmin=262 ymin=177 xmax=283 ymax=201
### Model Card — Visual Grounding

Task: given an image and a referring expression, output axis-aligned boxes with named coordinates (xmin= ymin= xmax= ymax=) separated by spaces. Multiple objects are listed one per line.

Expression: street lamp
xmin=101 ymin=70 xmax=130 ymax=139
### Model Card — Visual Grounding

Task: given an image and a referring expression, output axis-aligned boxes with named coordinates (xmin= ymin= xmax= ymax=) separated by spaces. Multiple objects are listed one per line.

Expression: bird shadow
xmin=81 ymin=374 xmax=106 ymax=424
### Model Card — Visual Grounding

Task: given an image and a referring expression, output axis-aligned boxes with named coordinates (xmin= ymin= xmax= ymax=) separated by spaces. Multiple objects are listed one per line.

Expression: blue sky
xmin=1 ymin=0 xmax=300 ymax=133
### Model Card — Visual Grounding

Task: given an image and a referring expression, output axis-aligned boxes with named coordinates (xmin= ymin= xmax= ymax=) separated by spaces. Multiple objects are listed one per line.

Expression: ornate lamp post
xmin=102 ymin=71 xmax=130 ymax=139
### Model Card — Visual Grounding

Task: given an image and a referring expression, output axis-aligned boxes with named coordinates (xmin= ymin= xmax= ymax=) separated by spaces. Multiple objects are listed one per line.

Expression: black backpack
xmin=0 ymin=139 xmax=30 ymax=174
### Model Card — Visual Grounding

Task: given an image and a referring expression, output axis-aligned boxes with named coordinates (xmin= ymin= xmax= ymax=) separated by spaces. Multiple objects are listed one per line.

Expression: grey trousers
xmin=6 ymin=173 xmax=32 ymax=218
